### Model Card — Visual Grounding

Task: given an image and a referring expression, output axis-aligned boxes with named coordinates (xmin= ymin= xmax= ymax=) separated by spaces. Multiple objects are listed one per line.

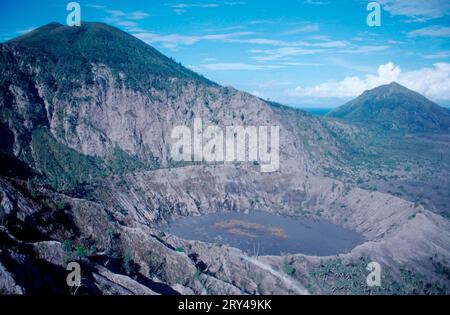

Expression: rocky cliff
xmin=1 ymin=22 xmax=449 ymax=295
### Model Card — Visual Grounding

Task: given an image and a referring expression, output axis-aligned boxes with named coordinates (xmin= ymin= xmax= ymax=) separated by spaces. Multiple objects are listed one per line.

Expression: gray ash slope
xmin=0 ymin=22 xmax=450 ymax=295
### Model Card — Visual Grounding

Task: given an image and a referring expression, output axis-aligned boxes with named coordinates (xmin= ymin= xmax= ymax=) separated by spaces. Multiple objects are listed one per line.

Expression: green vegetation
xmin=30 ymin=128 xmax=161 ymax=190
xmin=62 ymin=237 xmax=94 ymax=260
xmin=31 ymin=128 xmax=105 ymax=190
xmin=433 ymin=261 xmax=450 ymax=281
xmin=75 ymin=244 xmax=87 ymax=258
xmin=295 ymin=208 xmax=309 ymax=216
xmin=306 ymin=257 xmax=447 ymax=295
xmin=62 ymin=240 xmax=73 ymax=252
xmin=194 ymin=267 xmax=209 ymax=292
xmin=57 ymin=201 xmax=67 ymax=210
xmin=123 ymin=254 xmax=132 ymax=275
xmin=107 ymin=146 xmax=158 ymax=174
xmin=283 ymin=261 xmax=296 ymax=276
xmin=194 ymin=268 xmax=202 ymax=280
xmin=146 ymin=251 xmax=166 ymax=278
xmin=148 ymin=262 xmax=165 ymax=278
xmin=10 ymin=22 xmax=214 ymax=95
xmin=175 ymin=247 xmax=185 ymax=253
xmin=106 ymin=211 xmax=116 ymax=222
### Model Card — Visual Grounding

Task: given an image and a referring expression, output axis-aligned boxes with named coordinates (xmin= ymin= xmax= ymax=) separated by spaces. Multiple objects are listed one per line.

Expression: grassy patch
xmin=31 ymin=128 xmax=105 ymax=190
xmin=307 ymin=257 xmax=447 ymax=295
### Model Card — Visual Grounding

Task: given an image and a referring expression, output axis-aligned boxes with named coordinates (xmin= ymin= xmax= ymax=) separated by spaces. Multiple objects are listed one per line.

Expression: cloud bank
xmin=378 ymin=0 xmax=450 ymax=20
xmin=287 ymin=62 xmax=450 ymax=100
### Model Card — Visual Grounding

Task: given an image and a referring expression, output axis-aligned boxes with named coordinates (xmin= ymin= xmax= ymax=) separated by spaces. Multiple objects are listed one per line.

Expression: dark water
xmin=163 ymin=212 xmax=364 ymax=256
xmin=302 ymin=108 xmax=332 ymax=116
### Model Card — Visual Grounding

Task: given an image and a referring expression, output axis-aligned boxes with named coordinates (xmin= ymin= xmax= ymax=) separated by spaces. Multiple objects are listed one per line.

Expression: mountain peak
xmin=38 ymin=21 xmax=64 ymax=30
xmin=365 ymin=82 xmax=412 ymax=96
xmin=9 ymin=21 xmax=135 ymax=45
xmin=385 ymin=81 xmax=405 ymax=91
xmin=386 ymin=81 xmax=403 ymax=88
xmin=5 ymin=21 xmax=213 ymax=88
xmin=327 ymin=83 xmax=450 ymax=132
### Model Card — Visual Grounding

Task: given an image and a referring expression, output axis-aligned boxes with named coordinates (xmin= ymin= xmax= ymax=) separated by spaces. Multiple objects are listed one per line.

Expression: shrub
xmin=434 ymin=261 xmax=450 ymax=280
xmin=62 ymin=240 xmax=73 ymax=252
xmin=57 ymin=201 xmax=67 ymax=210
xmin=106 ymin=212 xmax=115 ymax=222
xmin=147 ymin=252 xmax=166 ymax=278
xmin=31 ymin=128 xmax=106 ymax=190
xmin=283 ymin=261 xmax=295 ymax=276
xmin=123 ymin=254 xmax=132 ymax=275
xmin=75 ymin=244 xmax=87 ymax=257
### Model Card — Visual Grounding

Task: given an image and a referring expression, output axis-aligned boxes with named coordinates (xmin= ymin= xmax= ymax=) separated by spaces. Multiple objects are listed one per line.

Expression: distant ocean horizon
xmin=298 ymin=105 xmax=450 ymax=117
xmin=300 ymin=108 xmax=332 ymax=116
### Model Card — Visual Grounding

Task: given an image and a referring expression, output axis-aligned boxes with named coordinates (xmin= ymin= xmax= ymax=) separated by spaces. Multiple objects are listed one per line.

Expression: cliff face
xmin=0 ymin=22 xmax=360 ymax=190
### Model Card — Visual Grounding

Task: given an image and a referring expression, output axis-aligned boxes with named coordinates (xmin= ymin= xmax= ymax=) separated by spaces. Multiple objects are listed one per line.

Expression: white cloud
xmin=170 ymin=2 xmax=244 ymax=8
xmin=133 ymin=28 xmax=349 ymax=50
xmin=283 ymin=24 xmax=320 ymax=35
xmin=424 ymin=51 xmax=450 ymax=59
xmin=105 ymin=9 xmax=149 ymax=20
xmin=172 ymin=3 xmax=220 ymax=8
xmin=250 ymin=47 xmax=325 ymax=61
xmin=226 ymin=37 xmax=348 ymax=48
xmin=250 ymin=90 xmax=265 ymax=98
xmin=408 ymin=26 xmax=450 ymax=37
xmin=286 ymin=62 xmax=450 ymax=100
xmin=86 ymin=4 xmax=106 ymax=9
xmin=278 ymin=61 xmax=323 ymax=67
xmin=256 ymin=80 xmax=296 ymax=88
xmin=248 ymin=20 xmax=274 ymax=25
xmin=228 ymin=38 xmax=288 ymax=46
xmin=387 ymin=40 xmax=404 ymax=44
xmin=16 ymin=27 xmax=36 ymax=35
xmin=88 ymin=5 xmax=150 ymax=32
xmin=248 ymin=41 xmax=379 ymax=61
xmin=327 ymin=57 xmax=375 ymax=73
xmin=171 ymin=3 xmax=219 ymax=14
xmin=312 ymin=41 xmax=348 ymax=48
xmin=167 ymin=2 xmax=244 ymax=14
xmin=190 ymin=63 xmax=285 ymax=71
xmin=303 ymin=0 xmax=328 ymax=5
xmin=191 ymin=61 xmax=323 ymax=71
xmin=134 ymin=31 xmax=253 ymax=48
xmin=224 ymin=1 xmax=246 ymax=5
xmin=378 ymin=0 xmax=450 ymax=20
xmin=202 ymin=57 xmax=219 ymax=62
xmin=341 ymin=45 xmax=390 ymax=54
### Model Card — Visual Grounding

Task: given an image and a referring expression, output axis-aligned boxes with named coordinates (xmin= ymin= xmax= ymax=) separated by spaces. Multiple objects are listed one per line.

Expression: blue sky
xmin=1 ymin=0 xmax=450 ymax=108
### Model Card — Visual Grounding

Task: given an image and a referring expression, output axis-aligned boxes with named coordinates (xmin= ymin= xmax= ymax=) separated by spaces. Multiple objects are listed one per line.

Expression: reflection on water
xmin=162 ymin=211 xmax=365 ymax=256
